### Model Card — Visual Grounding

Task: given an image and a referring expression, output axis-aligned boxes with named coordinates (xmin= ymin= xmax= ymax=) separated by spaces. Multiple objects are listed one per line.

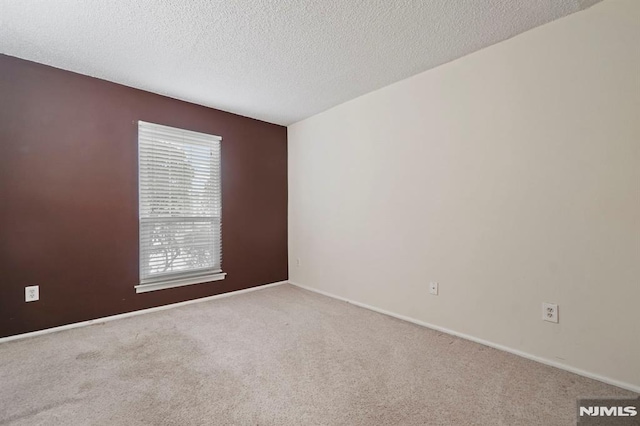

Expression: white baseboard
xmin=0 ymin=281 xmax=288 ymax=345
xmin=289 ymin=281 xmax=640 ymax=394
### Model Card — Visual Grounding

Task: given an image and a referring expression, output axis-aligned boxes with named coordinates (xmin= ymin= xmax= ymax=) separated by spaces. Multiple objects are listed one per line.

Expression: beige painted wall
xmin=288 ymin=0 xmax=640 ymax=390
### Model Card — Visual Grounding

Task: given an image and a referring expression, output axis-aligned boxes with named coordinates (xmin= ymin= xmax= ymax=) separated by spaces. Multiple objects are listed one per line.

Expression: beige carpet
xmin=0 ymin=284 xmax=635 ymax=425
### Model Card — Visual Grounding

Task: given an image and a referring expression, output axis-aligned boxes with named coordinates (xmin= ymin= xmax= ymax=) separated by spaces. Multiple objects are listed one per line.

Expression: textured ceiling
xmin=0 ymin=0 xmax=599 ymax=125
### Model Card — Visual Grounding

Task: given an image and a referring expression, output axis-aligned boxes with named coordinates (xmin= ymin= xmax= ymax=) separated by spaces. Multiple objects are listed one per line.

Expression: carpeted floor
xmin=0 ymin=284 xmax=635 ymax=425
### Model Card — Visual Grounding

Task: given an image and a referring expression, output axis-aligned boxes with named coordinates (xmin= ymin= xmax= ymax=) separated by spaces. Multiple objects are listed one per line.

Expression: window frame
xmin=135 ymin=121 xmax=225 ymax=294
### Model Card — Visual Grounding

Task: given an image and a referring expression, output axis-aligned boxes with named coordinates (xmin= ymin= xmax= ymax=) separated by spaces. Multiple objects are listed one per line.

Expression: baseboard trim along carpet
xmin=288 ymin=281 xmax=640 ymax=394
xmin=0 ymin=280 xmax=289 ymax=344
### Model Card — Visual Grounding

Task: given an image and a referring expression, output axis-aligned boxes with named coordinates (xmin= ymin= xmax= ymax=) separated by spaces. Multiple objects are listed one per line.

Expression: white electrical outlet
xmin=429 ymin=282 xmax=439 ymax=295
xmin=542 ymin=302 xmax=558 ymax=323
xmin=296 ymin=258 xmax=301 ymax=268
xmin=25 ymin=285 xmax=39 ymax=302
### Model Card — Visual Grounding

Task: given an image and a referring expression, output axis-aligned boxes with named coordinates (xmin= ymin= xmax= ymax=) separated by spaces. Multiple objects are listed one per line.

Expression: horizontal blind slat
xmin=138 ymin=149 xmax=218 ymax=165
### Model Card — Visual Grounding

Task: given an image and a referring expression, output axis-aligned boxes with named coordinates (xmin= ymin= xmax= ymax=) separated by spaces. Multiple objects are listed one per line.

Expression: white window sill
xmin=135 ymin=272 xmax=226 ymax=294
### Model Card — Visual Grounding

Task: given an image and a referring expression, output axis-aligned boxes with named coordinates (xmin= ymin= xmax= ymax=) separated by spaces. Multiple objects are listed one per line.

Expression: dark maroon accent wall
xmin=0 ymin=54 xmax=288 ymax=339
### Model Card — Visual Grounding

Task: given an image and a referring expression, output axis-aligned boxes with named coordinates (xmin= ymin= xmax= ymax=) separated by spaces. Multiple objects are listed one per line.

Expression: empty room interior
xmin=0 ymin=0 xmax=638 ymax=424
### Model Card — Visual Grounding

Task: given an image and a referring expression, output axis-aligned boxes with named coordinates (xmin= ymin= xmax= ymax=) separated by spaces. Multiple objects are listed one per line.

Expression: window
xmin=136 ymin=121 xmax=224 ymax=293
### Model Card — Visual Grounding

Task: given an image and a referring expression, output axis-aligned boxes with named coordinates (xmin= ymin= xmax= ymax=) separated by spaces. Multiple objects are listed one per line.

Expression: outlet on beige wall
xmin=288 ymin=0 xmax=640 ymax=391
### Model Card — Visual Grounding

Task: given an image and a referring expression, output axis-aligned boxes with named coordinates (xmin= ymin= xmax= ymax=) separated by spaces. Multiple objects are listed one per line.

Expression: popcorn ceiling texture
xmin=0 ymin=0 xmax=600 ymax=125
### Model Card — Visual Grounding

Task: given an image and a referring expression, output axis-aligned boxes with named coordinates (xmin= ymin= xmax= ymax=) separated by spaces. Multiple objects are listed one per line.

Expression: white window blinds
xmin=137 ymin=121 xmax=223 ymax=292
